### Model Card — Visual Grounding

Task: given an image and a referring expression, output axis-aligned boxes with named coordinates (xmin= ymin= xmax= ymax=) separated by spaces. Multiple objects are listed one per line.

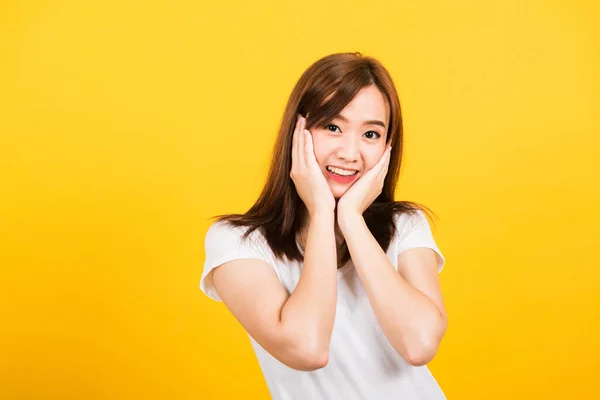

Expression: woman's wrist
xmin=308 ymin=205 xmax=336 ymax=219
xmin=337 ymin=210 xmax=364 ymax=235
xmin=308 ymin=211 xmax=336 ymax=227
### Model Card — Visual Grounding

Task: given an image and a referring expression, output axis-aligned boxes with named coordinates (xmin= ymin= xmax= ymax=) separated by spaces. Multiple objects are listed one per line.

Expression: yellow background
xmin=1 ymin=0 xmax=599 ymax=398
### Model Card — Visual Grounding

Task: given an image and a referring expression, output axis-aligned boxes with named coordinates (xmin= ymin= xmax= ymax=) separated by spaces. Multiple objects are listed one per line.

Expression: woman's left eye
xmin=364 ymin=131 xmax=381 ymax=139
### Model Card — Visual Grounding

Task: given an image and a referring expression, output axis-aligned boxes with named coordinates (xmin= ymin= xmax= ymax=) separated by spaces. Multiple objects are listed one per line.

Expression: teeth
xmin=327 ymin=166 xmax=358 ymax=176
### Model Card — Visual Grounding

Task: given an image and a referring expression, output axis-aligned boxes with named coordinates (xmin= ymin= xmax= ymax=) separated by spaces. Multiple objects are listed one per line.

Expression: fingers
xmin=372 ymin=145 xmax=392 ymax=180
xmin=304 ymin=129 xmax=316 ymax=167
xmin=376 ymin=145 xmax=392 ymax=180
xmin=299 ymin=116 xmax=307 ymax=169
xmin=292 ymin=114 xmax=306 ymax=171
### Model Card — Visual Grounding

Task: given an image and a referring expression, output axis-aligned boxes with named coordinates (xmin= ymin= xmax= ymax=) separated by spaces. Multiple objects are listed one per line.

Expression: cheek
xmin=310 ymin=133 xmax=330 ymax=166
xmin=364 ymin=148 xmax=385 ymax=170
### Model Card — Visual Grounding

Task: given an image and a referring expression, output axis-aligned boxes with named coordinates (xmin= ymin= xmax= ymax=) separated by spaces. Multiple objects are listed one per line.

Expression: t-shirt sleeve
xmin=200 ymin=220 xmax=271 ymax=302
xmin=395 ymin=210 xmax=446 ymax=273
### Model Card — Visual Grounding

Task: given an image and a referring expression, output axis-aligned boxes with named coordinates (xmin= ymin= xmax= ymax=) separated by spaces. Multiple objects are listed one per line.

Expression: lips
xmin=325 ymin=166 xmax=360 ymax=184
xmin=326 ymin=165 xmax=358 ymax=176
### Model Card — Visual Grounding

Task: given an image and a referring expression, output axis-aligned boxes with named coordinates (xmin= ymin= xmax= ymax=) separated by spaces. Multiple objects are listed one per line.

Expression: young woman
xmin=200 ymin=52 xmax=448 ymax=399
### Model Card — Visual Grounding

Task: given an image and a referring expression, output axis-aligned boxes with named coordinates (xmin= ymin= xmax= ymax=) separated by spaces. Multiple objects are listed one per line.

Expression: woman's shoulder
xmin=205 ymin=218 xmax=270 ymax=253
xmin=391 ymin=208 xmax=435 ymax=241
xmin=393 ymin=208 xmax=429 ymax=227
xmin=206 ymin=218 xmax=246 ymax=236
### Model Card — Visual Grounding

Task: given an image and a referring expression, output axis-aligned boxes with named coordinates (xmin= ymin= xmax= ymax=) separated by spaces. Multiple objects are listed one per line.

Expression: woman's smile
xmin=325 ymin=167 xmax=359 ymax=184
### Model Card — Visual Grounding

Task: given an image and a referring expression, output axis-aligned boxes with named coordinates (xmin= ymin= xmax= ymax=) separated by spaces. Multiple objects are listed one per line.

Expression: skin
xmin=296 ymin=84 xmax=391 ymax=259
xmin=212 ymin=84 xmax=446 ymax=371
xmin=311 ymin=84 xmax=390 ymax=201
xmin=295 ymin=84 xmax=447 ymax=365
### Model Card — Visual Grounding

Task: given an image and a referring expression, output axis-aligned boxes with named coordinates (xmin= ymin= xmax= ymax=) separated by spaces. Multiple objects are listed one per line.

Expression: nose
xmin=336 ymin=134 xmax=360 ymax=163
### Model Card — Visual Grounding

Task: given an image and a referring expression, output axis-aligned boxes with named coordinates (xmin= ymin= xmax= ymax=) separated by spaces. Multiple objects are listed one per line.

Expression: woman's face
xmin=309 ymin=85 xmax=390 ymax=199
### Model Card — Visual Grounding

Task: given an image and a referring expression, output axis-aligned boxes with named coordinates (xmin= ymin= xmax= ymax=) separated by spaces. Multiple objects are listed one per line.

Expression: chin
xmin=330 ymin=185 xmax=350 ymax=199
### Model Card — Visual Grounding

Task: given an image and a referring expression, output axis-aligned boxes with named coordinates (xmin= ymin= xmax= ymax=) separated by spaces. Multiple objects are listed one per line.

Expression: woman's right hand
xmin=290 ymin=114 xmax=335 ymax=216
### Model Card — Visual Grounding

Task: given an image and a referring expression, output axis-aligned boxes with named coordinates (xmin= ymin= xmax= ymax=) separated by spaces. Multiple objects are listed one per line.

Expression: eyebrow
xmin=334 ymin=114 xmax=386 ymax=128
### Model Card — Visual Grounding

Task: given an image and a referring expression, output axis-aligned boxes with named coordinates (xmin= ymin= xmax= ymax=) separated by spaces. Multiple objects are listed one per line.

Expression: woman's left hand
xmin=337 ymin=144 xmax=392 ymax=222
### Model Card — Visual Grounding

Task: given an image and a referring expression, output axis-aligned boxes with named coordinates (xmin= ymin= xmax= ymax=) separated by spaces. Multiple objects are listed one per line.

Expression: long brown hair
xmin=214 ymin=52 xmax=436 ymax=264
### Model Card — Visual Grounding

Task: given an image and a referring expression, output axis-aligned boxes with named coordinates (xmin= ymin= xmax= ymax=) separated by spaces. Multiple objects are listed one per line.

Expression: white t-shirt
xmin=200 ymin=210 xmax=446 ymax=400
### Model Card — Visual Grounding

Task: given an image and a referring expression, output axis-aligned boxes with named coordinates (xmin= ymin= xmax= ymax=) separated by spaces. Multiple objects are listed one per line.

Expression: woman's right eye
xmin=325 ymin=124 xmax=341 ymax=133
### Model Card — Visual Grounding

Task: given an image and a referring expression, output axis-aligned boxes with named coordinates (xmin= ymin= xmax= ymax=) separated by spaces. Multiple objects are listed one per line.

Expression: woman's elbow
xmin=298 ymin=350 xmax=329 ymax=371
xmin=279 ymin=336 xmax=330 ymax=371
xmin=404 ymin=346 xmax=438 ymax=366
xmin=403 ymin=325 xmax=446 ymax=366
xmin=281 ymin=347 xmax=329 ymax=371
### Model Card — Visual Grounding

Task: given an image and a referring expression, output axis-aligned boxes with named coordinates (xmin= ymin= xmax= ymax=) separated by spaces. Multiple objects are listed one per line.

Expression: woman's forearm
xmin=339 ymin=213 xmax=445 ymax=365
xmin=280 ymin=210 xmax=338 ymax=364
